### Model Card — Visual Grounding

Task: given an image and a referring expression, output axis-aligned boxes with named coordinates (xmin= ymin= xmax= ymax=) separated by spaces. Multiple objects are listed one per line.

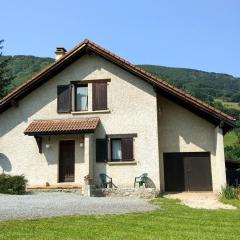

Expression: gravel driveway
xmin=0 ymin=192 xmax=158 ymax=220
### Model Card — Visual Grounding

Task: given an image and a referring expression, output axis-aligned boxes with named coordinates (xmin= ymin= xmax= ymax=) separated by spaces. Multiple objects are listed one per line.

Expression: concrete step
xmin=27 ymin=183 xmax=83 ymax=193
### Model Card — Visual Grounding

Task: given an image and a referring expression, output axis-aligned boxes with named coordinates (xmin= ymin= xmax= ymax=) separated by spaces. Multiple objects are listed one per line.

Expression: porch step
xmin=27 ymin=183 xmax=83 ymax=193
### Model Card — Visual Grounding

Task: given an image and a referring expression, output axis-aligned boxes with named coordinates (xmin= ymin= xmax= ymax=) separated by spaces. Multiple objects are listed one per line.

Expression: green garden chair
xmin=99 ymin=173 xmax=113 ymax=188
xmin=134 ymin=173 xmax=148 ymax=188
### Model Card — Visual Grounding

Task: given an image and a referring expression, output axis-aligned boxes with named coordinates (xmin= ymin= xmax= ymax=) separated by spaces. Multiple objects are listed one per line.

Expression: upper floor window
xmin=57 ymin=79 xmax=109 ymax=113
xmin=75 ymin=85 xmax=88 ymax=111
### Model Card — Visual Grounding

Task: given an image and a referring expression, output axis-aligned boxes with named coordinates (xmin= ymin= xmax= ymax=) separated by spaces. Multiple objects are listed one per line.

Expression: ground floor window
xmin=110 ymin=137 xmax=134 ymax=162
xmin=96 ymin=134 xmax=137 ymax=163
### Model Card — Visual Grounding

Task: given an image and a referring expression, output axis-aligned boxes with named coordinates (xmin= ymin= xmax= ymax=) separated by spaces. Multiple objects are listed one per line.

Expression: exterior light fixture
xmin=45 ymin=136 xmax=51 ymax=149
xmin=45 ymin=143 xmax=51 ymax=149
xmin=79 ymin=137 xmax=84 ymax=147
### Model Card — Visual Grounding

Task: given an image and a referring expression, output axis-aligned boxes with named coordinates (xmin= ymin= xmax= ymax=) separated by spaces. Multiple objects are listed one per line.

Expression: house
xmin=0 ymin=39 xmax=236 ymax=193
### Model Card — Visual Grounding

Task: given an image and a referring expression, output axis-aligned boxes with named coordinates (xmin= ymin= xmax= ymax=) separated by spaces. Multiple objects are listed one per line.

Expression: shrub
xmin=221 ymin=185 xmax=239 ymax=200
xmin=225 ymin=144 xmax=240 ymax=161
xmin=0 ymin=174 xmax=27 ymax=194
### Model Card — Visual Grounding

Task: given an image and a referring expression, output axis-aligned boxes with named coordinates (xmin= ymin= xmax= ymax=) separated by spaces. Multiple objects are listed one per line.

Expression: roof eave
xmin=85 ymin=42 xmax=236 ymax=131
xmin=0 ymin=39 xmax=236 ymax=132
xmin=24 ymin=129 xmax=95 ymax=136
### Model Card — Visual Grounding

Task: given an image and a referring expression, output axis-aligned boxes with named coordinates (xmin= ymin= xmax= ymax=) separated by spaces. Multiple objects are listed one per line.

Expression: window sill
xmin=71 ymin=109 xmax=110 ymax=115
xmin=107 ymin=161 xmax=137 ymax=166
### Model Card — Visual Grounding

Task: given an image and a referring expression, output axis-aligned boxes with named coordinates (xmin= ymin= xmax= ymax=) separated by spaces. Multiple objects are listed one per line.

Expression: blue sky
xmin=1 ymin=0 xmax=240 ymax=76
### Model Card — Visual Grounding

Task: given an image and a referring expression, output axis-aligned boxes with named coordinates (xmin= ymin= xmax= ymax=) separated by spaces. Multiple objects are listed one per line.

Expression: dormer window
xmin=75 ymin=85 xmax=88 ymax=111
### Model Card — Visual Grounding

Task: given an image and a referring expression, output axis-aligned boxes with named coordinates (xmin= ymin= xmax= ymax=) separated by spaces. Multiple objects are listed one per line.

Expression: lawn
xmin=0 ymin=198 xmax=240 ymax=240
xmin=215 ymin=98 xmax=239 ymax=147
xmin=223 ymin=101 xmax=240 ymax=111
xmin=215 ymin=99 xmax=240 ymax=111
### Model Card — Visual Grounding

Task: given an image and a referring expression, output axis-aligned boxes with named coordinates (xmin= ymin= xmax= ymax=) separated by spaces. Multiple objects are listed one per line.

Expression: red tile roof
xmin=24 ymin=118 xmax=100 ymax=135
xmin=0 ymin=39 xmax=235 ymax=131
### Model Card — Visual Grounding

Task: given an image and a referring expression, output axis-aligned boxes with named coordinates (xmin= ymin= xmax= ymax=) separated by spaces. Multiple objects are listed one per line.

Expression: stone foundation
xmin=28 ymin=184 xmax=159 ymax=198
xmin=90 ymin=187 xmax=159 ymax=198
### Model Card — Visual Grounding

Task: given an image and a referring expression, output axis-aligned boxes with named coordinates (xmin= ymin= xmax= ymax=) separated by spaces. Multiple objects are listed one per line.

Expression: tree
xmin=0 ymin=40 xmax=14 ymax=98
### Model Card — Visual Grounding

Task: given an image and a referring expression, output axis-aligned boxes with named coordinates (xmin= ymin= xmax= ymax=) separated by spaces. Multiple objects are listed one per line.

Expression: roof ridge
xmin=31 ymin=117 xmax=100 ymax=122
xmin=0 ymin=39 xmax=235 ymax=126
xmin=0 ymin=39 xmax=89 ymax=105
xmin=86 ymin=40 xmax=235 ymax=122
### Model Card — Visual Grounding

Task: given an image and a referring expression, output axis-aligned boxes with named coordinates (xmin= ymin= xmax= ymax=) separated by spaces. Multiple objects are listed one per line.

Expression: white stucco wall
xmin=157 ymin=95 xmax=226 ymax=192
xmin=0 ymin=54 xmax=160 ymax=188
xmin=0 ymin=52 xmax=226 ymax=192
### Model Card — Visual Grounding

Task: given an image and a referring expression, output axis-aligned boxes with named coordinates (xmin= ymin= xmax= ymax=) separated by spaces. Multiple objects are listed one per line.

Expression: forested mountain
xmin=0 ymin=55 xmax=54 ymax=90
xmin=1 ymin=56 xmax=240 ymax=105
xmin=139 ymin=65 xmax=240 ymax=103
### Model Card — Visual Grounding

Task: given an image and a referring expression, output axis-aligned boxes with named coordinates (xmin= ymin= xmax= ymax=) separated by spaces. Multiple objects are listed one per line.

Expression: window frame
xmin=110 ymin=137 xmax=135 ymax=162
xmin=74 ymin=84 xmax=88 ymax=112
xmin=71 ymin=79 xmax=110 ymax=113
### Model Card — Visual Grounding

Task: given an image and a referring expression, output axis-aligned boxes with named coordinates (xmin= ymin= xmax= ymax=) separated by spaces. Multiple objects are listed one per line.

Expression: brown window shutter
xmin=92 ymin=82 xmax=107 ymax=111
xmin=96 ymin=139 xmax=108 ymax=162
xmin=57 ymin=85 xmax=72 ymax=113
xmin=121 ymin=138 xmax=133 ymax=161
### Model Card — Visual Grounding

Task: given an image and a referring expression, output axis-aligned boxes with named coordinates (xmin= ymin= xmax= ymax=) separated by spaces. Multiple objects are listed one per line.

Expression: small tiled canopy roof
xmin=24 ymin=118 xmax=100 ymax=136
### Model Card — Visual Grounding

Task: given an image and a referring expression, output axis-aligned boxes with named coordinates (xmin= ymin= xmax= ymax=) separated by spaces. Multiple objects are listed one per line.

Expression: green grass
xmin=0 ymin=198 xmax=240 ymax=240
xmin=216 ymin=99 xmax=240 ymax=111
xmin=214 ymin=98 xmax=239 ymax=147
xmin=222 ymin=101 xmax=240 ymax=111
xmin=224 ymin=131 xmax=237 ymax=146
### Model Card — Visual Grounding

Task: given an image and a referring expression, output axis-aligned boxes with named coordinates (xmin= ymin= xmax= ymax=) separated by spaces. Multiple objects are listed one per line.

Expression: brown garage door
xmin=164 ymin=152 xmax=212 ymax=191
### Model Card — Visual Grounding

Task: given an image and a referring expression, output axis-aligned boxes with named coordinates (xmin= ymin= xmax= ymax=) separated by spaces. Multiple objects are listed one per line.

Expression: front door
xmin=59 ymin=140 xmax=75 ymax=182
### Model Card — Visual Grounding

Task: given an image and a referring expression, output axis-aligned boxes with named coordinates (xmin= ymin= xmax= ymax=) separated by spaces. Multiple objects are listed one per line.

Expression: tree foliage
xmin=0 ymin=54 xmax=54 ymax=94
xmin=225 ymin=129 xmax=240 ymax=160
xmin=139 ymin=65 xmax=240 ymax=103
xmin=0 ymin=40 xmax=14 ymax=98
xmin=225 ymin=145 xmax=240 ymax=161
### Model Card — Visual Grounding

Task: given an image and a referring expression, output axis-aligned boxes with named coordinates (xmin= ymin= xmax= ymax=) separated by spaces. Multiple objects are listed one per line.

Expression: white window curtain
xmin=76 ymin=86 xmax=88 ymax=111
xmin=112 ymin=140 xmax=122 ymax=160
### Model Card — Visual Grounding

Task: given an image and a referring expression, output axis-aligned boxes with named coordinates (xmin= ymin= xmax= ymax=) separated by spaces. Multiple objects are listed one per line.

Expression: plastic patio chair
xmin=134 ymin=173 xmax=148 ymax=188
xmin=99 ymin=173 xmax=113 ymax=188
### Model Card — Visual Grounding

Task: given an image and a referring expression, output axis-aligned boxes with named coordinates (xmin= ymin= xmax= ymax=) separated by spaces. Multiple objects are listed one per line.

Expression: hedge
xmin=0 ymin=174 xmax=27 ymax=194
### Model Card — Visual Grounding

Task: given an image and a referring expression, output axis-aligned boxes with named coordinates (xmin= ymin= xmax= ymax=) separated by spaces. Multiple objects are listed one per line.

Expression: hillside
xmin=139 ymin=65 xmax=240 ymax=103
xmin=1 ymin=56 xmax=240 ymax=105
xmin=0 ymin=55 xmax=54 ymax=88
xmin=1 ymin=55 xmax=240 ymax=122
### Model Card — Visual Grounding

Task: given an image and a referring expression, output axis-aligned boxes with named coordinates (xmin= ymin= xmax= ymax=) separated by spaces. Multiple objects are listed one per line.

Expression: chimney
xmin=55 ymin=47 xmax=67 ymax=60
